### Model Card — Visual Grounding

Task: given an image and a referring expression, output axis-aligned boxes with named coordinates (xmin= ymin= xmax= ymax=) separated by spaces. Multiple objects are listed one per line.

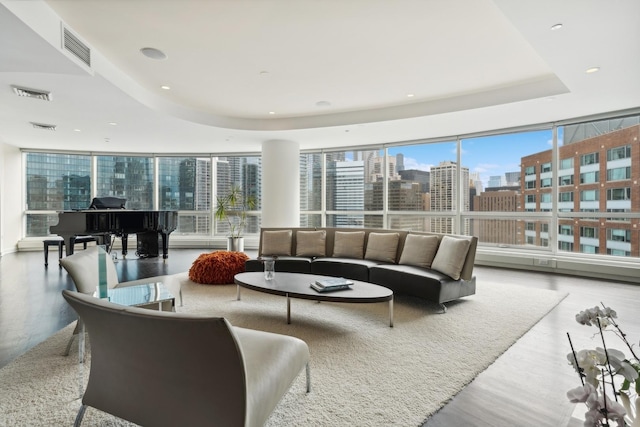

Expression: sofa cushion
xmin=296 ymin=230 xmax=326 ymax=257
xmin=332 ymin=231 xmax=365 ymax=259
xmin=430 ymin=236 xmax=472 ymax=280
xmin=398 ymin=234 xmax=439 ymax=269
xmin=261 ymin=230 xmax=293 ymax=256
xmin=364 ymin=232 xmax=399 ymax=263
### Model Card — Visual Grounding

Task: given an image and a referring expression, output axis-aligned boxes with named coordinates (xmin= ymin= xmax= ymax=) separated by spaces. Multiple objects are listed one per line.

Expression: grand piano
xmin=50 ymin=199 xmax=178 ymax=259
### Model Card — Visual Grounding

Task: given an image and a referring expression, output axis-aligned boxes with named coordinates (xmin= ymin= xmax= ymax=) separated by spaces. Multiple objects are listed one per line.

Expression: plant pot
xmin=227 ymin=236 xmax=244 ymax=252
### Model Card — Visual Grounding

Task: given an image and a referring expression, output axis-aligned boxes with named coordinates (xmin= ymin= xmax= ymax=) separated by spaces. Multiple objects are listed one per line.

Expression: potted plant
xmin=215 ymin=185 xmax=256 ymax=252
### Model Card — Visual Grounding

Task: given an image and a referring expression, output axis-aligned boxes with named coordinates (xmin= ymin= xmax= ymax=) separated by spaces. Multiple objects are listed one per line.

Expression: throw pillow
xmin=296 ymin=230 xmax=327 ymax=257
xmin=332 ymin=231 xmax=365 ymax=259
xmin=188 ymin=251 xmax=249 ymax=284
xmin=398 ymin=234 xmax=440 ymax=269
xmin=261 ymin=230 xmax=293 ymax=256
xmin=364 ymin=232 xmax=400 ymax=263
xmin=430 ymin=236 xmax=472 ymax=280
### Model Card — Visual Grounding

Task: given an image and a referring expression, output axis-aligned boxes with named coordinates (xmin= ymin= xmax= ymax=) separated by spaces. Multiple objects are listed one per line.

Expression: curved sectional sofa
xmin=245 ymin=227 xmax=478 ymax=311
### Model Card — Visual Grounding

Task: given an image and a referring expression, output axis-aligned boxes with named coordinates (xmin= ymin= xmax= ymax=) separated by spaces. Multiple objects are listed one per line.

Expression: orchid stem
xmin=567 ymin=332 xmax=585 ymax=386
xmin=597 ymin=317 xmax=619 ymax=403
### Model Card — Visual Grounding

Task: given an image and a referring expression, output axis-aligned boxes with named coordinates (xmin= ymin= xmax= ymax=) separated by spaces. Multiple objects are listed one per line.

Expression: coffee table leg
xmin=286 ymin=294 xmax=291 ymax=324
xmin=389 ymin=297 xmax=394 ymax=328
xmin=236 ymin=285 xmax=241 ymax=300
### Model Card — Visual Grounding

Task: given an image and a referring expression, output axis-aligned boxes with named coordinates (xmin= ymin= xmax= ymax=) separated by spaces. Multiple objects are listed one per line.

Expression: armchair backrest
xmin=60 ymin=246 xmax=119 ymax=293
xmin=62 ymin=290 xmax=247 ymax=427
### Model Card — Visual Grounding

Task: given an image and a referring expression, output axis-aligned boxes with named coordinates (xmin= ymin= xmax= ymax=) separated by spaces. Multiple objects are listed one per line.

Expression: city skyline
xmin=385 ymin=129 xmax=556 ymax=189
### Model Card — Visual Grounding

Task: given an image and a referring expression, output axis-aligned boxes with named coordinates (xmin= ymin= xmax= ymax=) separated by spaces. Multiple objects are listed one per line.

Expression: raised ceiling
xmin=1 ymin=0 xmax=639 ymax=153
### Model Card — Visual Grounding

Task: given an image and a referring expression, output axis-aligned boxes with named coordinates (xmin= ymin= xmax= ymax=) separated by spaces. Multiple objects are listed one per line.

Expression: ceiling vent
xmin=30 ymin=122 xmax=57 ymax=131
xmin=62 ymin=25 xmax=91 ymax=68
xmin=12 ymin=85 xmax=52 ymax=101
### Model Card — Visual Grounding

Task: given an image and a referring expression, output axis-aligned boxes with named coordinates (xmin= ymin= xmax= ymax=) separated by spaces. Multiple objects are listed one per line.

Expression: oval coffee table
xmin=234 ymin=272 xmax=394 ymax=327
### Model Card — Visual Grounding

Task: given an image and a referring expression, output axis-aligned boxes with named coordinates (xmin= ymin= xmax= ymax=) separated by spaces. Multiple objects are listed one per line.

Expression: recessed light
xmin=586 ymin=67 xmax=600 ymax=74
xmin=161 ymin=85 xmax=171 ymax=90
xmin=259 ymin=71 xmax=270 ymax=76
xmin=550 ymin=23 xmax=563 ymax=31
xmin=140 ymin=47 xmax=167 ymax=60
xmin=407 ymin=93 xmax=415 ymax=98
xmin=108 ymin=122 xmax=117 ymax=126
xmin=269 ymin=111 xmax=276 ymax=115
xmin=316 ymin=101 xmax=331 ymax=107
xmin=74 ymin=129 xmax=81 ymax=132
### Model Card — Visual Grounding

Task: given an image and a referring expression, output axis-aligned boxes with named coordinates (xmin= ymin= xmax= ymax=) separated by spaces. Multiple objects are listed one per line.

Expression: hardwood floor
xmin=1 ymin=248 xmax=638 ymax=426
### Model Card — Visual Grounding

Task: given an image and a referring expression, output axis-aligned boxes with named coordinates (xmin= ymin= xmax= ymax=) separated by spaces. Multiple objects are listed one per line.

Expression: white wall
xmin=0 ymin=143 xmax=22 ymax=255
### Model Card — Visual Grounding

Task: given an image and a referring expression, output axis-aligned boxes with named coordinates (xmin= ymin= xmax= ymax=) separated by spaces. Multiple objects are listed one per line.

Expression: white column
xmin=261 ymin=140 xmax=300 ymax=227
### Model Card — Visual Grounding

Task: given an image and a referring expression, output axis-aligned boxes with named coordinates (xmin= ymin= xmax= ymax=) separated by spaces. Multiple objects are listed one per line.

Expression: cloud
xmin=403 ymin=157 xmax=433 ymax=171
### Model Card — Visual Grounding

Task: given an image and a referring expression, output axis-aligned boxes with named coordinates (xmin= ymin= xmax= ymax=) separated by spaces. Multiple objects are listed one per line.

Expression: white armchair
xmin=62 ymin=290 xmax=310 ymax=427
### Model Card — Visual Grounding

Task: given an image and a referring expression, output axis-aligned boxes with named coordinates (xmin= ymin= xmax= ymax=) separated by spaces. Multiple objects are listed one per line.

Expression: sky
xmin=386 ymin=129 xmax=558 ymax=189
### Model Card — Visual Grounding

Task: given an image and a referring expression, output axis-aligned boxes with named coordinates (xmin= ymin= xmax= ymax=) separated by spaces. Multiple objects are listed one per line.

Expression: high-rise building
xmin=430 ymin=161 xmax=469 ymax=234
xmin=521 ymin=124 xmax=640 ymax=256
xmin=396 ymin=153 xmax=405 ymax=172
xmin=488 ymin=175 xmax=505 ymax=188
xmin=504 ymin=171 xmax=520 ymax=186
xmin=398 ymin=169 xmax=430 ymax=193
xmin=473 ymin=190 xmax=520 ymax=245
xmin=327 ymin=160 xmax=364 ymax=227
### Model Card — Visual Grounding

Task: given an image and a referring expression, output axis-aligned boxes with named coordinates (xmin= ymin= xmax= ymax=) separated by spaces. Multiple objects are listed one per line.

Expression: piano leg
xmin=121 ymin=234 xmax=129 ymax=257
xmin=62 ymin=235 xmax=75 ymax=257
xmin=161 ymin=233 xmax=169 ymax=260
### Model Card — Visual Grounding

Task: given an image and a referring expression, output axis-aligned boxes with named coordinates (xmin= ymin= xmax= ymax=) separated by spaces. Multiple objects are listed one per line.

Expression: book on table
xmin=310 ymin=277 xmax=353 ymax=293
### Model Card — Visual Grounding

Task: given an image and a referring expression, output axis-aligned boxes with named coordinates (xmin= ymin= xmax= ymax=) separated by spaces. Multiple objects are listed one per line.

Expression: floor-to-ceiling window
xmin=325 ymin=149 xmax=383 ymax=228
xmin=460 ymin=129 xmax=553 ymax=251
xmin=96 ymin=155 xmax=154 ymax=209
xmin=23 ymin=111 xmax=640 ymax=264
xmin=214 ymin=155 xmax=262 ymax=236
xmin=299 ymin=152 xmax=323 ymax=227
xmin=158 ymin=156 xmax=212 ymax=235
xmin=557 ymin=116 xmax=640 ymax=258
xmin=387 ymin=141 xmax=458 ymax=233
xmin=25 ymin=152 xmax=91 ymax=237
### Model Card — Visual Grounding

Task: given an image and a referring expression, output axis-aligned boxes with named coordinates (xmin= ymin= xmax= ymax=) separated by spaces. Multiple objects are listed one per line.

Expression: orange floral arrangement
xmin=188 ymin=251 xmax=249 ymax=285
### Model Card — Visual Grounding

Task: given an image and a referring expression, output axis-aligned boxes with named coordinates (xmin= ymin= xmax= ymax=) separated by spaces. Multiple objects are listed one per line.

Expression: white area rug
xmin=0 ymin=275 xmax=567 ymax=426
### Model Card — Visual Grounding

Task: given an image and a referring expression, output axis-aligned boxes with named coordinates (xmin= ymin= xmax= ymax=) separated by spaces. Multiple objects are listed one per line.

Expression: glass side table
xmin=97 ymin=282 xmax=175 ymax=311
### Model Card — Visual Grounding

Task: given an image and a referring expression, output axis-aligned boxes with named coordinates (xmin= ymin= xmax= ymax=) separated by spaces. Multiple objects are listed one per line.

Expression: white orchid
xmin=567 ymin=304 xmax=639 ymax=427
xmin=575 ymin=306 xmax=617 ymax=328
xmin=568 ymin=349 xmax=608 ymax=386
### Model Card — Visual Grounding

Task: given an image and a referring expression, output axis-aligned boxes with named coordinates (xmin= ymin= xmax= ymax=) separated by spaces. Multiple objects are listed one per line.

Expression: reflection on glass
xmin=96 ymin=155 xmax=154 ymax=209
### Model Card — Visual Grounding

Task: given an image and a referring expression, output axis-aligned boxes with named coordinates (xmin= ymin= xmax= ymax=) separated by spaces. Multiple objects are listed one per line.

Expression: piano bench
xmin=43 ymin=236 xmax=97 ymax=267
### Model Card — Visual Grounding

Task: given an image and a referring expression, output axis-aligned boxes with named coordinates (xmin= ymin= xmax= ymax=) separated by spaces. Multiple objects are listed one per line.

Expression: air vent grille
xmin=30 ymin=122 xmax=57 ymax=131
xmin=12 ymin=85 xmax=52 ymax=101
xmin=63 ymin=26 xmax=91 ymax=67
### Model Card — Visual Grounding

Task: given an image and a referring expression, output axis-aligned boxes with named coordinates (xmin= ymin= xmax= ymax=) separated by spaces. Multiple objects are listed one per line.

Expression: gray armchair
xmin=62 ymin=290 xmax=311 ymax=427
xmin=60 ymin=246 xmax=183 ymax=355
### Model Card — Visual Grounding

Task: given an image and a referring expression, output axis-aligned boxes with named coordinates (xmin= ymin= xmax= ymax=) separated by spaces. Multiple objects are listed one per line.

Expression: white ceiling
xmin=1 ymin=0 xmax=639 ymax=154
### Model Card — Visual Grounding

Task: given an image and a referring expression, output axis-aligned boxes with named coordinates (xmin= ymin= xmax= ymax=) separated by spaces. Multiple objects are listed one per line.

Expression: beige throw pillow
xmin=430 ymin=236 xmax=472 ymax=280
xmin=296 ymin=230 xmax=327 ymax=257
xmin=261 ymin=230 xmax=292 ymax=256
xmin=364 ymin=232 xmax=399 ymax=263
xmin=332 ymin=231 xmax=365 ymax=259
xmin=398 ymin=234 xmax=439 ymax=269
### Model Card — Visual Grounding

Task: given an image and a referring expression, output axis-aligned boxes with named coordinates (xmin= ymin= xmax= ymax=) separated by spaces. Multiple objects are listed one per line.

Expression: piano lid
xmin=89 ymin=197 xmax=126 ymax=209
